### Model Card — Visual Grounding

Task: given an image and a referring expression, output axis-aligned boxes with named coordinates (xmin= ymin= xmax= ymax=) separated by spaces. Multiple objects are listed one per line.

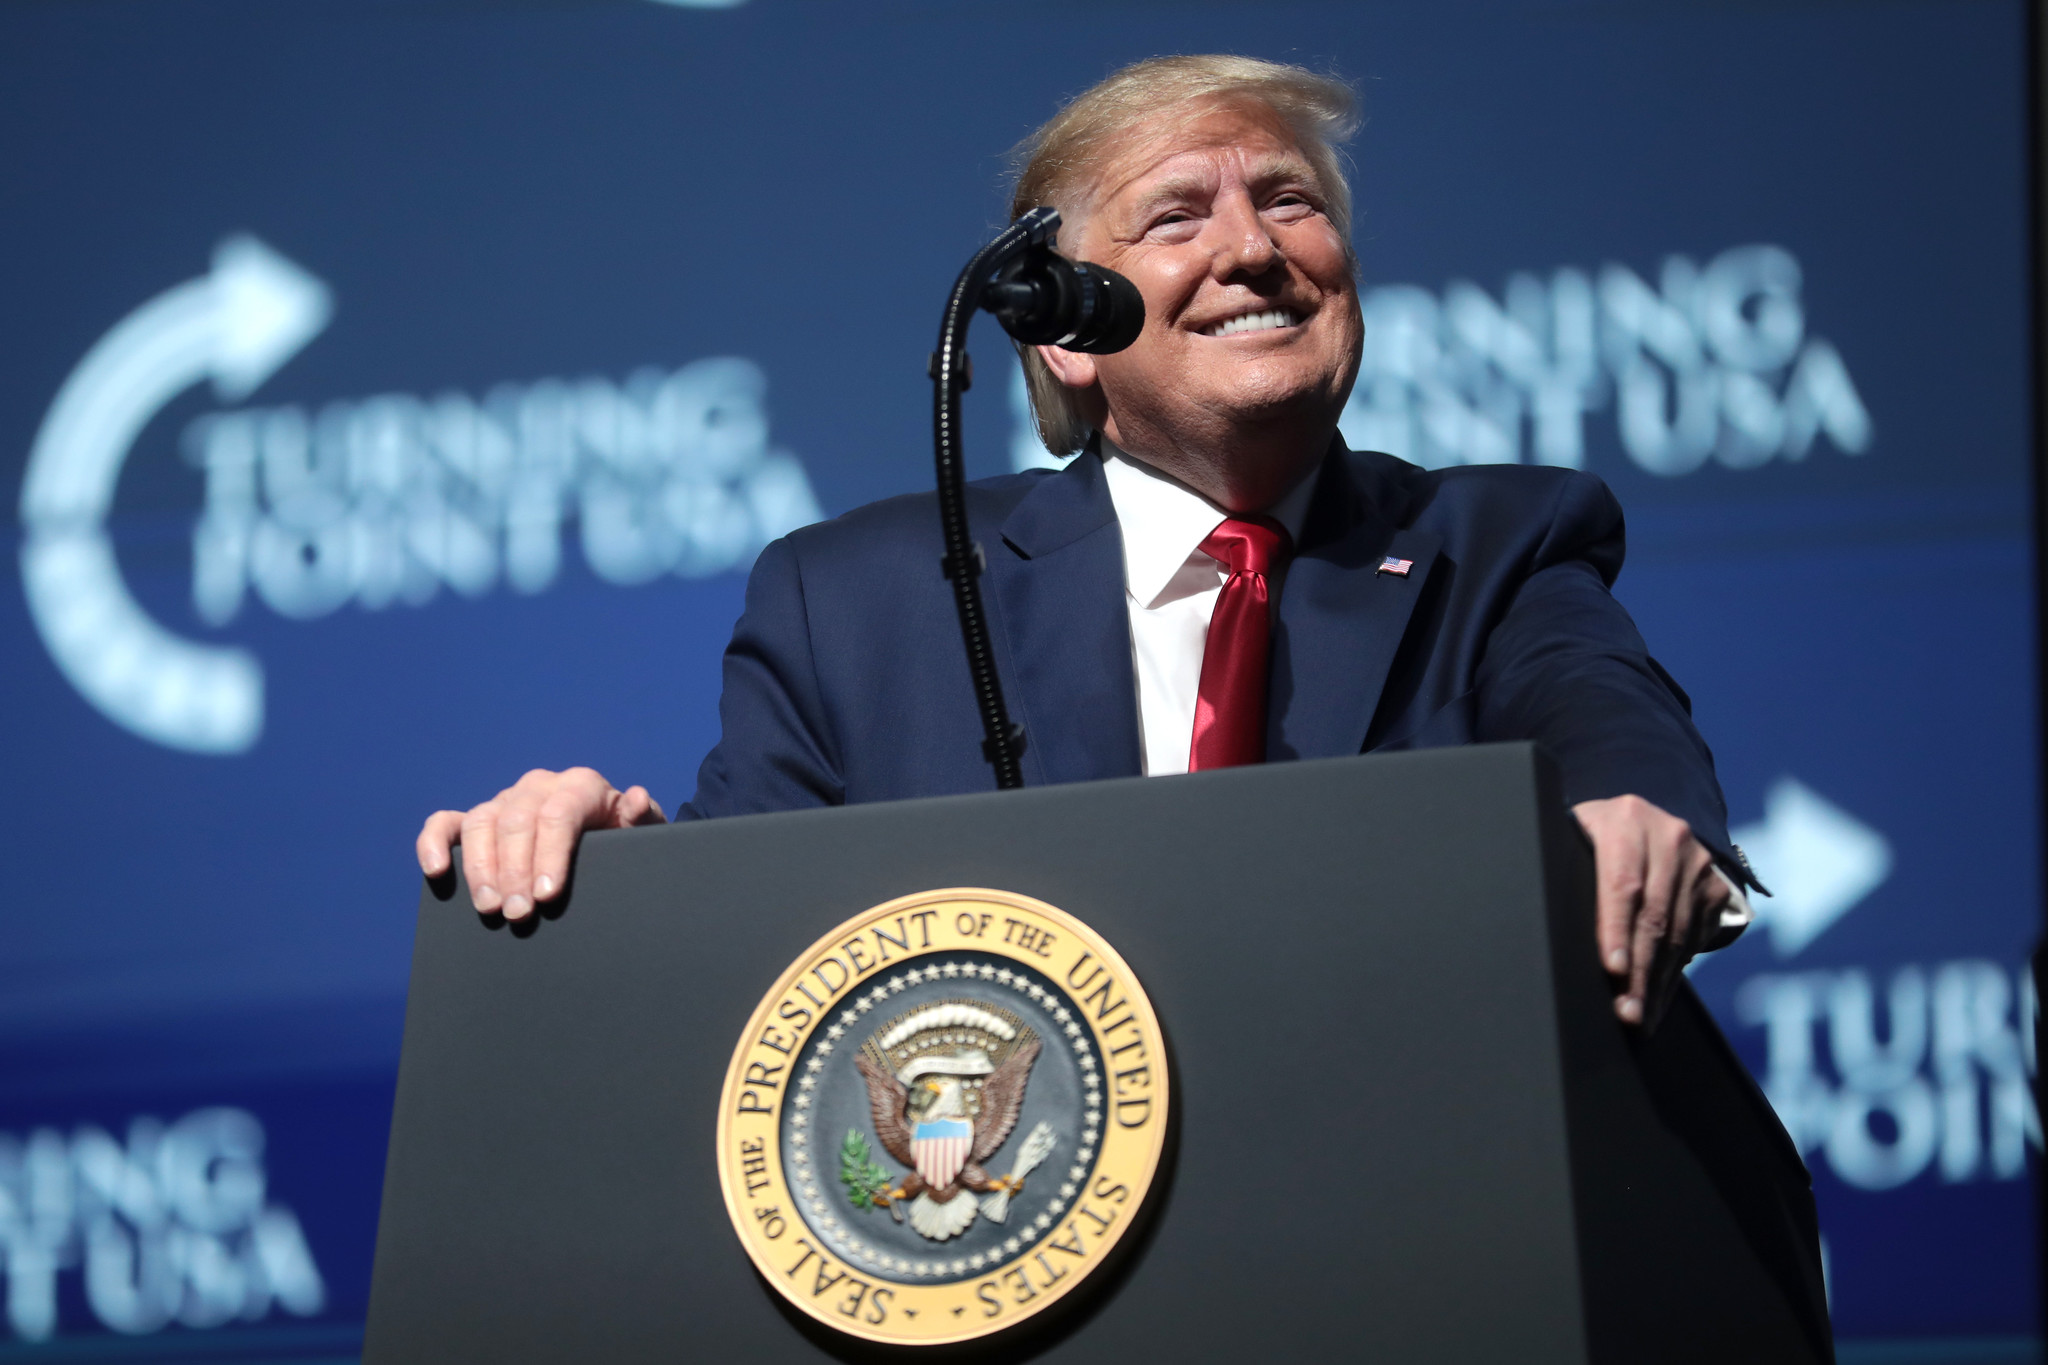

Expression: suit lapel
xmin=988 ymin=455 xmax=1144 ymax=786
xmin=1268 ymin=449 xmax=1441 ymax=762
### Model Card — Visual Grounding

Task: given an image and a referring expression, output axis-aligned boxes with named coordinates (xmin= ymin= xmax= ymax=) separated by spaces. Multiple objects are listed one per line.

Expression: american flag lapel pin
xmin=1377 ymin=555 xmax=1414 ymax=578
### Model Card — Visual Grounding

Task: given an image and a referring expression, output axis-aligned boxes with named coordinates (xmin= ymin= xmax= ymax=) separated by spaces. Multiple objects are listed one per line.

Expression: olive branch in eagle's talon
xmin=840 ymin=1129 xmax=903 ymax=1219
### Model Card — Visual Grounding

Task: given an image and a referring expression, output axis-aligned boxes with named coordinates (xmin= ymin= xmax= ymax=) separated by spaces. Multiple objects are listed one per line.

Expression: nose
xmin=1205 ymin=188 xmax=1281 ymax=282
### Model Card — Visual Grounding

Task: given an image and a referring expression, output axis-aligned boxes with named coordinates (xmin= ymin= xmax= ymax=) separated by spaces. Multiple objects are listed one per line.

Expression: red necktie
xmin=1190 ymin=516 xmax=1292 ymax=771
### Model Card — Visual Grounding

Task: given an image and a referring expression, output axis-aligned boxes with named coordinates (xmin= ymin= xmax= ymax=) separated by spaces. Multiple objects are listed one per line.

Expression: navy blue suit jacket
xmin=682 ymin=443 xmax=1747 ymax=889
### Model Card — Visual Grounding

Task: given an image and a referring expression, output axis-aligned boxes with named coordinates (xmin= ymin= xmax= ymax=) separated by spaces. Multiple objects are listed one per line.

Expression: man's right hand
xmin=416 ymin=768 xmax=667 ymax=920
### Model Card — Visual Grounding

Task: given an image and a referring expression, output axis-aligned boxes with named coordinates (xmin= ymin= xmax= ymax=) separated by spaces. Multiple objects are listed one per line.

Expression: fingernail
xmin=1607 ymin=949 xmax=1627 ymax=972
xmin=535 ymin=875 xmax=555 ymax=898
xmin=475 ymin=884 xmax=499 ymax=908
xmin=504 ymin=894 xmax=532 ymax=919
xmin=1619 ymin=996 xmax=1643 ymax=1023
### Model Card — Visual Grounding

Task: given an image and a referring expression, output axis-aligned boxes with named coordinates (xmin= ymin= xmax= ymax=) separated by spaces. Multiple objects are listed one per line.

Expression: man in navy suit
xmin=417 ymin=53 xmax=1829 ymax=1356
xmin=420 ymin=55 xmax=1751 ymax=1025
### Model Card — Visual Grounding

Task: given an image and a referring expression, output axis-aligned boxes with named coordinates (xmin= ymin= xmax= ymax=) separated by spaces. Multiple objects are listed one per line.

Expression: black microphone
xmin=979 ymin=247 xmax=1145 ymax=354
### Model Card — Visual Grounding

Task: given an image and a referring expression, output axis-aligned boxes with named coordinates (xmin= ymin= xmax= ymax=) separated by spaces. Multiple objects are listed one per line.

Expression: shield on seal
xmin=911 ymin=1118 xmax=972 ymax=1190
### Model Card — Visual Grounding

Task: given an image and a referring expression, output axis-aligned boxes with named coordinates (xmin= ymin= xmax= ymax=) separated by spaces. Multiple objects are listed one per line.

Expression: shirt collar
xmin=1098 ymin=437 xmax=1321 ymax=609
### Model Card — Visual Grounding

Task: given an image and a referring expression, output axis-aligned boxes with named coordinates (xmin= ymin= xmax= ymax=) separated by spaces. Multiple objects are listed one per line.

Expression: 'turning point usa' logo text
xmin=17 ymin=235 xmax=823 ymax=755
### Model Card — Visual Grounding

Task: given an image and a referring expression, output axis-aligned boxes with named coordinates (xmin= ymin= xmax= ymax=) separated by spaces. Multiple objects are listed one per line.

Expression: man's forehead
xmin=1082 ymin=102 xmax=1317 ymax=214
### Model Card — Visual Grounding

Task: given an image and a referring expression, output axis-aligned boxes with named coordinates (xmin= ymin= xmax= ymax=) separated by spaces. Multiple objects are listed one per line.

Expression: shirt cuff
xmin=1701 ymin=867 xmax=1754 ymax=953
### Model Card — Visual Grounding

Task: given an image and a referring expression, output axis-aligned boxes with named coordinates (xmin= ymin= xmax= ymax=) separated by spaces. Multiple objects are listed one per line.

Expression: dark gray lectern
xmin=366 ymin=744 xmax=1827 ymax=1364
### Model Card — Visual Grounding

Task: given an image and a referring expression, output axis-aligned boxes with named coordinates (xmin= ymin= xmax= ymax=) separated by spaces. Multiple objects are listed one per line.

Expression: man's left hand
xmin=1572 ymin=794 xmax=1733 ymax=1028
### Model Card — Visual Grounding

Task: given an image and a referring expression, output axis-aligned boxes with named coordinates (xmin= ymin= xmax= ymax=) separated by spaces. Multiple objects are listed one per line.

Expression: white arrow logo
xmin=1732 ymin=776 xmax=1893 ymax=958
xmin=18 ymin=236 xmax=331 ymax=753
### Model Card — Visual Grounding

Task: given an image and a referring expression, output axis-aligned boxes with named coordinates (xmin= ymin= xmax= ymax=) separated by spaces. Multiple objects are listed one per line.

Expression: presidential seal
xmin=716 ymin=888 xmax=1169 ymax=1345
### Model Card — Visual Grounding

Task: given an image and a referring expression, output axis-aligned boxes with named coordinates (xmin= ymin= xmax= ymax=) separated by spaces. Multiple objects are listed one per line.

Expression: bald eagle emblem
xmin=845 ymin=999 xmax=1052 ymax=1242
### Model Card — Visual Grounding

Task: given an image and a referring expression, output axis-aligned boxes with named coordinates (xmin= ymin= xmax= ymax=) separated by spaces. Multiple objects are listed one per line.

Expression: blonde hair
xmin=1008 ymin=55 xmax=1359 ymax=456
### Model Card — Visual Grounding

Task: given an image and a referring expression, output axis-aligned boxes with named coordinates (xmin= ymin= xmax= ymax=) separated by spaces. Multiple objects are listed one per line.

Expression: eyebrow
xmin=1120 ymin=154 xmax=1323 ymax=220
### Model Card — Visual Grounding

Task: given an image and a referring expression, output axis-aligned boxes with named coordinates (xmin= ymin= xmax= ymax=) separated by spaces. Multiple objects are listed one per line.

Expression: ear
xmin=1036 ymin=344 xmax=1099 ymax=391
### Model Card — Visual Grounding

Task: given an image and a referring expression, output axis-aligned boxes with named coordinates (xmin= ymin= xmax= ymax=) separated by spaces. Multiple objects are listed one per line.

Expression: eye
xmin=1140 ymin=209 xmax=1201 ymax=243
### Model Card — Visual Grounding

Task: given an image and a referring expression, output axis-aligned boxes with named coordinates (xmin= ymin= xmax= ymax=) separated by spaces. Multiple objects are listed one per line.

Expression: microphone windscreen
xmin=1065 ymin=264 xmax=1145 ymax=355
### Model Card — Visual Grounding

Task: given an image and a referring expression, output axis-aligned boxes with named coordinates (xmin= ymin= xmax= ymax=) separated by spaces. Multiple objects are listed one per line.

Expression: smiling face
xmin=1037 ymin=98 xmax=1363 ymax=511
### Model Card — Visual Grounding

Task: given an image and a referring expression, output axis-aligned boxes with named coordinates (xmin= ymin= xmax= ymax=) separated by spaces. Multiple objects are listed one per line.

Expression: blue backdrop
xmin=0 ymin=0 xmax=2037 ymax=1358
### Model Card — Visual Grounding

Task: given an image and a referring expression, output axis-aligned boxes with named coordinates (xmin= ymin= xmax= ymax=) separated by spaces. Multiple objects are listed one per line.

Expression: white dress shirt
xmin=1096 ymin=442 xmax=1752 ymax=941
xmin=1100 ymin=443 xmax=1319 ymax=777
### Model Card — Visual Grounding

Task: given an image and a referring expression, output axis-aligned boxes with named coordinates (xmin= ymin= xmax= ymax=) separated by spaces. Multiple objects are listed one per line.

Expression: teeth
xmin=1206 ymin=308 xmax=1297 ymax=337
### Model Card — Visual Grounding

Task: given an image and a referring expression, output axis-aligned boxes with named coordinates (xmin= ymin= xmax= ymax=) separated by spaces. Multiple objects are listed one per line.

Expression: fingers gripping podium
xmin=366 ymin=744 xmax=1827 ymax=1363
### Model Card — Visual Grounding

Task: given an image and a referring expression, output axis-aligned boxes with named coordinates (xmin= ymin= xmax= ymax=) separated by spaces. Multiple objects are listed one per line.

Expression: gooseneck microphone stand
xmin=932 ymin=206 xmax=1145 ymax=790
xmin=929 ymin=208 xmax=1061 ymax=790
